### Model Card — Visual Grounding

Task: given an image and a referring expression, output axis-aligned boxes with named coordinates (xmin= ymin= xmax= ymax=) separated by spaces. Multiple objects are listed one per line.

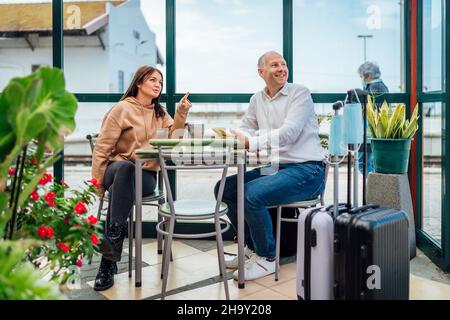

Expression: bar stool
xmin=86 ymin=134 xmax=166 ymax=276
xmin=155 ymin=144 xmax=232 ymax=300
xmin=271 ymin=161 xmax=330 ymax=281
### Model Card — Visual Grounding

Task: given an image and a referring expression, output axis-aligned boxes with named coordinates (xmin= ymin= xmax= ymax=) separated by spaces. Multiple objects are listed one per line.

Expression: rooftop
xmin=0 ymin=1 xmax=126 ymax=36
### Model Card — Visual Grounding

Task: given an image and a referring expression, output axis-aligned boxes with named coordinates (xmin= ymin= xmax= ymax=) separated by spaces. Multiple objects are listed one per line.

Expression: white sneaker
xmin=232 ymin=254 xmax=276 ymax=281
xmin=224 ymin=246 xmax=255 ymax=269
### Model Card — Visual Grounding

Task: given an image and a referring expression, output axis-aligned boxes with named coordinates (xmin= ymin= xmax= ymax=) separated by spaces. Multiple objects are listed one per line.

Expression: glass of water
xmin=187 ymin=122 xmax=205 ymax=139
xmin=156 ymin=128 xmax=169 ymax=139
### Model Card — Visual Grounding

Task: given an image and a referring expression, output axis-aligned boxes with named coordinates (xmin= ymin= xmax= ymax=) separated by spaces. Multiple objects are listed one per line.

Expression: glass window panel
xmin=0 ymin=1 xmax=52 ymax=91
xmin=64 ymin=102 xmax=112 ymax=215
xmin=176 ymin=0 xmax=283 ymax=93
xmin=422 ymin=0 xmax=443 ymax=92
xmin=177 ymin=103 xmax=245 ymax=201
xmin=187 ymin=103 xmax=249 ymax=134
xmin=177 ymin=102 xmax=335 ymax=202
xmin=313 ymin=104 xmax=350 ymax=205
xmin=293 ymin=0 xmax=404 ymax=93
xmin=422 ymin=102 xmax=442 ymax=243
xmin=63 ymin=0 xmax=166 ymax=93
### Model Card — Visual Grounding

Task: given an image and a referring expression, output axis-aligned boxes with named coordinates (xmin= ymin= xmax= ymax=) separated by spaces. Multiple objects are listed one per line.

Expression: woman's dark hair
xmin=120 ymin=66 xmax=165 ymax=118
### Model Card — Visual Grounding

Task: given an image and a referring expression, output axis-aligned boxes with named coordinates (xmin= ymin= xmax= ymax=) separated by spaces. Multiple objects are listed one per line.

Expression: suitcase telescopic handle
xmin=349 ymin=204 xmax=380 ymax=215
xmin=325 ymin=203 xmax=349 ymax=215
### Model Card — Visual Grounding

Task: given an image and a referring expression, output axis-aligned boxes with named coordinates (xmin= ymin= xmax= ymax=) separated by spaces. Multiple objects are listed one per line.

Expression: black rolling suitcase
xmin=334 ymin=205 xmax=409 ymax=300
xmin=334 ymin=89 xmax=410 ymax=300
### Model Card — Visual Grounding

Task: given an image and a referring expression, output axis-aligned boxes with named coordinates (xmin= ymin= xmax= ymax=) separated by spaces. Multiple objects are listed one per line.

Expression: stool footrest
xmin=156 ymin=219 xmax=230 ymax=239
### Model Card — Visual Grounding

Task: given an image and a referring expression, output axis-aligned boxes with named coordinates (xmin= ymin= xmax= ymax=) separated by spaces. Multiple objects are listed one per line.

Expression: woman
xmin=357 ymin=61 xmax=389 ymax=97
xmin=357 ymin=61 xmax=389 ymax=174
xmin=91 ymin=66 xmax=191 ymax=291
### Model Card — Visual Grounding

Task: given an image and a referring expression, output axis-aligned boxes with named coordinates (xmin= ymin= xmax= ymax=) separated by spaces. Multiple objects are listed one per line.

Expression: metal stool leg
xmin=157 ymin=172 xmax=165 ymax=255
xmin=160 ymin=217 xmax=174 ymax=280
xmin=157 ymin=213 xmax=163 ymax=255
xmin=215 ymin=218 xmax=230 ymax=300
xmin=160 ymin=216 xmax=168 ymax=279
xmin=275 ymin=206 xmax=282 ymax=281
xmin=161 ymin=216 xmax=174 ymax=263
xmin=161 ymin=217 xmax=175 ymax=300
xmin=216 ymin=239 xmax=224 ymax=277
xmin=128 ymin=207 xmax=134 ymax=278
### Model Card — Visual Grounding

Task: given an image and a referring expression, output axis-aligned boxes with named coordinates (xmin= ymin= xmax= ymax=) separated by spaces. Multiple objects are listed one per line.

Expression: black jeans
xmin=103 ymin=161 xmax=157 ymax=225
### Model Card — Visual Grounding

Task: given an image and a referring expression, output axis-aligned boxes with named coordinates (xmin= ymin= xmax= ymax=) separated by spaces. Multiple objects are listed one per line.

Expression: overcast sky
xmin=141 ymin=0 xmax=407 ymax=93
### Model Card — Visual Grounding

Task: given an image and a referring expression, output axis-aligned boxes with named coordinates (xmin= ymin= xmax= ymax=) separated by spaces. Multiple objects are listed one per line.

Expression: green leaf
xmin=0 ymin=241 xmax=62 ymax=300
xmin=410 ymin=103 xmax=419 ymax=122
xmin=15 ymin=109 xmax=32 ymax=143
xmin=385 ymin=104 xmax=405 ymax=138
xmin=4 ymin=82 xmax=26 ymax=131
xmin=24 ymin=77 xmax=43 ymax=112
xmin=36 ymin=67 xmax=66 ymax=97
xmin=375 ymin=122 xmax=384 ymax=138
xmin=0 ymin=193 xmax=8 ymax=236
xmin=0 ymin=132 xmax=15 ymax=163
xmin=0 ymin=66 xmax=78 ymax=230
xmin=379 ymin=105 xmax=389 ymax=138
xmin=403 ymin=117 xmax=419 ymax=138
xmin=393 ymin=124 xmax=403 ymax=139
xmin=24 ymin=113 xmax=47 ymax=142
xmin=0 ymin=93 xmax=12 ymax=137
xmin=366 ymin=103 xmax=377 ymax=137
xmin=33 ymin=90 xmax=78 ymax=152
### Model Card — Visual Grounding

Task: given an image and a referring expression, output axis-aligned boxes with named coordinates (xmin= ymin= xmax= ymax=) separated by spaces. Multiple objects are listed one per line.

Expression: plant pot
xmin=370 ymin=138 xmax=412 ymax=174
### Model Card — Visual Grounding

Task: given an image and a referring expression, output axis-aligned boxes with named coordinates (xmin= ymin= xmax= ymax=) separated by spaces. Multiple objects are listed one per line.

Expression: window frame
xmin=41 ymin=0 xmax=448 ymax=271
xmin=416 ymin=0 xmax=450 ymax=271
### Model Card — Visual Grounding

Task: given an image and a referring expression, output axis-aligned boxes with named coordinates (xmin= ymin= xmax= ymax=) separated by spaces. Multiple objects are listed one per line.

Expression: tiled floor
xmin=62 ymin=165 xmax=449 ymax=300
xmin=83 ymin=240 xmax=450 ymax=300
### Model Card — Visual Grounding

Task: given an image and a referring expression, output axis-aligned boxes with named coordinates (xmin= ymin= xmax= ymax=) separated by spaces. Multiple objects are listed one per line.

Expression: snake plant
xmin=366 ymin=95 xmax=419 ymax=139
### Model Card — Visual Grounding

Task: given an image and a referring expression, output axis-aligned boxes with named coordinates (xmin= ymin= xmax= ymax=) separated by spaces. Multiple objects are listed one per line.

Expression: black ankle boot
xmin=93 ymin=257 xmax=116 ymax=291
xmin=97 ymin=222 xmax=128 ymax=262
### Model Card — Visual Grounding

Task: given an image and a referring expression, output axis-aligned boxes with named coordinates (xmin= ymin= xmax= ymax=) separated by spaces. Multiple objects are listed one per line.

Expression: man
xmin=357 ymin=61 xmax=389 ymax=174
xmin=214 ymin=51 xmax=326 ymax=281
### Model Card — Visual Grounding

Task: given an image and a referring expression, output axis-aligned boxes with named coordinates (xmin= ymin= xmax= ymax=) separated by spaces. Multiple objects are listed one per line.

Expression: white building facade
xmin=0 ymin=0 xmax=162 ymax=93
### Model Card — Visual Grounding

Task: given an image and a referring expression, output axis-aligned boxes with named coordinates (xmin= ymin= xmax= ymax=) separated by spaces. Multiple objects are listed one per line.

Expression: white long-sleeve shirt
xmin=240 ymin=83 xmax=326 ymax=164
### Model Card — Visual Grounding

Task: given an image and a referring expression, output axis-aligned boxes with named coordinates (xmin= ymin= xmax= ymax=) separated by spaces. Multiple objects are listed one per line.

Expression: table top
xmin=135 ymin=138 xmax=243 ymax=157
xmin=135 ymin=138 xmax=274 ymax=166
xmin=148 ymin=138 xmax=239 ymax=147
xmin=135 ymin=146 xmax=246 ymax=157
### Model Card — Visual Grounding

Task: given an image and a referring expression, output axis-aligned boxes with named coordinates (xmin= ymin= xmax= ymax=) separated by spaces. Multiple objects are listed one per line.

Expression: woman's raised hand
xmin=177 ymin=92 xmax=192 ymax=114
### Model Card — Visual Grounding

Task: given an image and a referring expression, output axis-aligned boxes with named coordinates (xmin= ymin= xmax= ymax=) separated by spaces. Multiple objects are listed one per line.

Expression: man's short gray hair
xmin=258 ymin=51 xmax=283 ymax=68
xmin=358 ymin=61 xmax=381 ymax=79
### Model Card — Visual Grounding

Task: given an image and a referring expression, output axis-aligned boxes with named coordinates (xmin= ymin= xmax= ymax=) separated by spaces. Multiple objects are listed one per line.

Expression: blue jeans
xmin=214 ymin=161 xmax=326 ymax=258
xmin=358 ymin=142 xmax=374 ymax=174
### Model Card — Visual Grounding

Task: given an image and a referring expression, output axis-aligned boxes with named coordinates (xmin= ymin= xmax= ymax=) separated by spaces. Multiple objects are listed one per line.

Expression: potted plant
xmin=6 ymin=154 xmax=103 ymax=286
xmin=0 ymin=67 xmax=85 ymax=299
xmin=366 ymin=96 xmax=419 ymax=174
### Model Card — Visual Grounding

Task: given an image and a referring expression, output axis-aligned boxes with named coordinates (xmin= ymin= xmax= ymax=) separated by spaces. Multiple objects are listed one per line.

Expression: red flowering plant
xmin=7 ymin=155 xmax=103 ymax=285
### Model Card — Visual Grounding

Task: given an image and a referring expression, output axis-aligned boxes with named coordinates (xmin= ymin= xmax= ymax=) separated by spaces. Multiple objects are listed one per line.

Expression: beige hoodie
xmin=92 ymin=97 xmax=187 ymax=186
